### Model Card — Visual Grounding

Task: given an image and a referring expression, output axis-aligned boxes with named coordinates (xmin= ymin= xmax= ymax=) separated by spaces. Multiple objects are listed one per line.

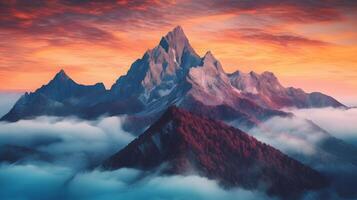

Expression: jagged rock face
xmin=177 ymin=52 xmax=287 ymax=126
xmin=106 ymin=26 xmax=287 ymax=129
xmin=103 ymin=107 xmax=328 ymax=198
xmin=185 ymin=51 xmax=235 ymax=106
xmin=110 ymin=26 xmax=201 ymax=104
xmin=228 ymin=70 xmax=345 ymax=109
xmin=132 ymin=50 xmax=287 ymax=131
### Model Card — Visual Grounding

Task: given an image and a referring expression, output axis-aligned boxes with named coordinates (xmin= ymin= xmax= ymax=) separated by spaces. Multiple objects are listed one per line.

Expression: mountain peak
xmin=53 ymin=69 xmax=71 ymax=82
xmin=110 ymin=26 xmax=201 ymax=100
xmin=202 ymin=51 xmax=215 ymax=61
xmin=172 ymin=25 xmax=184 ymax=35
xmin=158 ymin=26 xmax=196 ymax=55
xmin=199 ymin=51 xmax=225 ymax=73
xmin=228 ymin=70 xmax=242 ymax=77
xmin=167 ymin=25 xmax=186 ymax=39
xmin=261 ymin=71 xmax=277 ymax=80
xmin=58 ymin=69 xmax=65 ymax=74
xmin=158 ymin=106 xmax=188 ymax=121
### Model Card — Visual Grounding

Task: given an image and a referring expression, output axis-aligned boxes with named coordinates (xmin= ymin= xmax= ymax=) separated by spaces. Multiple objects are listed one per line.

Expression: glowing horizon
xmin=1 ymin=0 xmax=356 ymax=105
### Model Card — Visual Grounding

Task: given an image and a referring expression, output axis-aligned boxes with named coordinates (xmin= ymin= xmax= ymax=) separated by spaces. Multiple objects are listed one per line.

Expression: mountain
xmin=228 ymin=70 xmax=345 ymax=109
xmin=1 ymin=26 xmax=345 ymax=123
xmin=1 ymin=70 xmax=106 ymax=121
xmin=108 ymin=27 xmax=287 ymax=130
xmin=110 ymin=26 xmax=201 ymax=103
xmin=177 ymin=51 xmax=286 ymax=124
xmin=102 ymin=107 xmax=328 ymax=198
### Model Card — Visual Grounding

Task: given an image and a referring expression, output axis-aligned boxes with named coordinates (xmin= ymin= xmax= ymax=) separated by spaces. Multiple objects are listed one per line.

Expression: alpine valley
xmin=1 ymin=26 xmax=356 ymax=199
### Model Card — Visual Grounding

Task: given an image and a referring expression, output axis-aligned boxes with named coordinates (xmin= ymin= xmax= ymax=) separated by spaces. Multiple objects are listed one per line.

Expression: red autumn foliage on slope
xmin=103 ymin=106 xmax=327 ymax=198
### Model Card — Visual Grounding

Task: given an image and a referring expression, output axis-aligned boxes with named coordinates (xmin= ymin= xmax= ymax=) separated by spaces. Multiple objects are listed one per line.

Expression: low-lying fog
xmin=1 ymin=93 xmax=356 ymax=200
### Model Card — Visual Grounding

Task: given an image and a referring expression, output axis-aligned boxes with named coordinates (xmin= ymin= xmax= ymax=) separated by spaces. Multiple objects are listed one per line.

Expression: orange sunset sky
xmin=0 ymin=0 xmax=356 ymax=105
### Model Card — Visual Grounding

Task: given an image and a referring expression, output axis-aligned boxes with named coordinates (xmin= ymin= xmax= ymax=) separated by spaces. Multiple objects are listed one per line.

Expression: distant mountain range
xmin=1 ymin=26 xmax=345 ymax=123
xmin=228 ymin=70 xmax=344 ymax=109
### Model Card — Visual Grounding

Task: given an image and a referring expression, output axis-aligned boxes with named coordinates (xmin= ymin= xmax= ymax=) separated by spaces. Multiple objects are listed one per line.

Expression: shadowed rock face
xmin=35 ymin=69 xmax=105 ymax=101
xmin=103 ymin=107 xmax=328 ymax=198
xmin=110 ymin=25 xmax=201 ymax=103
xmin=1 ymin=70 xmax=106 ymax=121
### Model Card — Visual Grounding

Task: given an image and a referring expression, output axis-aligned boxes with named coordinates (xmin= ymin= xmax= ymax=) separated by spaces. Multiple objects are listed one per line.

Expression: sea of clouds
xmin=245 ymin=107 xmax=357 ymax=199
xmin=0 ymin=115 xmax=134 ymax=169
xmin=0 ymin=92 xmax=356 ymax=200
xmin=244 ymin=107 xmax=357 ymax=157
xmin=0 ymin=92 xmax=273 ymax=200
xmin=0 ymin=115 xmax=273 ymax=200
xmin=287 ymin=107 xmax=357 ymax=146
xmin=0 ymin=163 xmax=274 ymax=200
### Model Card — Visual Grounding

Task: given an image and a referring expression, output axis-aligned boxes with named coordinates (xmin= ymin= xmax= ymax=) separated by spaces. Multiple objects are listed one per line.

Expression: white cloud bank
xmin=1 ymin=90 xmax=357 ymax=200
xmin=242 ymin=107 xmax=357 ymax=199
xmin=0 ymin=94 xmax=273 ymax=200
xmin=244 ymin=107 xmax=357 ymax=157
xmin=0 ymin=116 xmax=134 ymax=169
xmin=247 ymin=116 xmax=328 ymax=156
xmin=286 ymin=107 xmax=357 ymax=145
xmin=0 ymin=163 xmax=274 ymax=200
